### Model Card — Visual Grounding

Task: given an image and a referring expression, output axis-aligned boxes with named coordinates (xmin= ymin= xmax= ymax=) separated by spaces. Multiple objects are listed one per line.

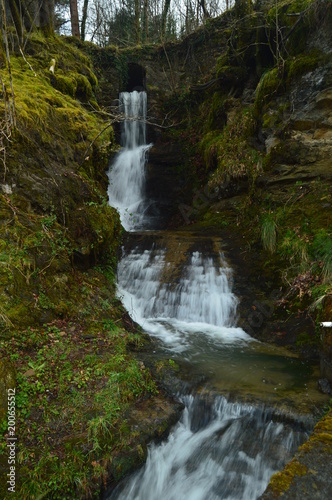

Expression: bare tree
xmin=134 ymin=0 xmax=140 ymax=44
xmin=70 ymin=0 xmax=80 ymax=37
xmin=161 ymin=0 xmax=171 ymax=40
xmin=81 ymin=0 xmax=89 ymax=40
xmin=198 ymin=0 xmax=210 ymax=19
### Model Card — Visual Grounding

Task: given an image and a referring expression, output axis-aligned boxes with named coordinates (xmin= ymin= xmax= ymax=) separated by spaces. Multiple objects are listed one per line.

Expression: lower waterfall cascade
xmin=108 ymin=395 xmax=308 ymax=500
xmin=106 ymin=91 xmax=322 ymax=499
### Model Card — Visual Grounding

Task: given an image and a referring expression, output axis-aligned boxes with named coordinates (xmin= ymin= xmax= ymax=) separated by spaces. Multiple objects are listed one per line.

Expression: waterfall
xmin=107 ymin=91 xmax=151 ymax=231
xmin=117 ymin=245 xmax=251 ymax=352
xmin=106 ymin=92 xmax=314 ymax=500
xmin=108 ymin=395 xmax=309 ymax=500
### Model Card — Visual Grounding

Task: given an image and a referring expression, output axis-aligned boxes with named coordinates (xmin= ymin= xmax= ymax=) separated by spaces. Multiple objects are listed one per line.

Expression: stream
xmin=106 ymin=91 xmax=327 ymax=500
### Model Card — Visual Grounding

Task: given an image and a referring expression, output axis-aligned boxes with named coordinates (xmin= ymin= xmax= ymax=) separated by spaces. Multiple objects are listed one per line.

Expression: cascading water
xmin=107 ymin=91 xmax=151 ymax=231
xmin=117 ymin=245 xmax=251 ymax=352
xmin=109 ymin=395 xmax=308 ymax=500
xmin=107 ymin=91 xmax=318 ymax=499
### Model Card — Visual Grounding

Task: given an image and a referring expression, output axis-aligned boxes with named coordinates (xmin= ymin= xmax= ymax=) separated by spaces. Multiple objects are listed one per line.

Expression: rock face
xmin=260 ymin=410 xmax=332 ymax=499
xmin=145 ymin=141 xmax=187 ymax=228
xmin=260 ymin=66 xmax=332 ymax=188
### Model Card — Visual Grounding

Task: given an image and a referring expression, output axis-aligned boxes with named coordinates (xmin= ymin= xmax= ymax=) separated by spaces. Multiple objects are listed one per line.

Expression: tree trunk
xmin=161 ymin=0 xmax=171 ymax=40
xmin=143 ymin=0 xmax=149 ymax=42
xmin=39 ymin=0 xmax=55 ymax=35
xmin=134 ymin=0 xmax=140 ymax=45
xmin=198 ymin=0 xmax=210 ymax=19
xmin=7 ymin=0 xmax=23 ymax=41
xmin=70 ymin=0 xmax=80 ymax=37
xmin=81 ymin=0 xmax=89 ymax=41
xmin=0 ymin=0 xmax=16 ymax=127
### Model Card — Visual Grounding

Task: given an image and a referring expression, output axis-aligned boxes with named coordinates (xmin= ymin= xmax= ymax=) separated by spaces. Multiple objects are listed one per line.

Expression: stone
xmin=318 ymin=378 xmax=332 ymax=394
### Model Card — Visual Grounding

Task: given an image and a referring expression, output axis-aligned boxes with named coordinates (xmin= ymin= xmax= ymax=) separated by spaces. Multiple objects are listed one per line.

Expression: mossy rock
xmin=75 ymin=74 xmax=93 ymax=101
xmin=286 ymin=51 xmax=329 ymax=85
xmin=255 ymin=67 xmax=281 ymax=112
xmin=204 ymin=92 xmax=227 ymax=132
xmin=50 ymin=73 xmax=77 ymax=97
xmin=266 ymin=458 xmax=308 ymax=496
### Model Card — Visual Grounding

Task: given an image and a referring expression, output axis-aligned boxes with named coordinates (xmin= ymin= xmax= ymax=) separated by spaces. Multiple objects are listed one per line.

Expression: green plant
xmin=261 ymin=213 xmax=277 ymax=253
xmin=311 ymin=230 xmax=332 ymax=283
xmin=280 ymin=229 xmax=309 ymax=267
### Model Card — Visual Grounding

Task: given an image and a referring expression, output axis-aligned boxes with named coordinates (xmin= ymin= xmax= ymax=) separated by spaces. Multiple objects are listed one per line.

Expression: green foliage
xmin=279 ymin=228 xmax=309 ymax=268
xmin=311 ymin=230 xmax=332 ymax=282
xmin=0 ymin=319 xmax=157 ymax=498
xmin=261 ymin=213 xmax=277 ymax=253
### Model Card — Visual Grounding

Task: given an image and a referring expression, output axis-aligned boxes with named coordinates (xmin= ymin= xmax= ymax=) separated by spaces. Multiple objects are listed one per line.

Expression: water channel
xmin=106 ymin=91 xmax=327 ymax=500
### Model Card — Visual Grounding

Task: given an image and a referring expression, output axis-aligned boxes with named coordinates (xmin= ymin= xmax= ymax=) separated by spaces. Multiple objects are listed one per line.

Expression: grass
xmin=261 ymin=213 xmax=277 ymax=253
xmin=0 ymin=315 xmax=158 ymax=499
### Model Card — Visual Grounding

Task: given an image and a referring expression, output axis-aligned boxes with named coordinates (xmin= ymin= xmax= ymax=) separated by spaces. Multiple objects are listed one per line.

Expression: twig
xmin=79 ymin=120 xmax=116 ymax=169
xmin=19 ymin=46 xmax=37 ymax=76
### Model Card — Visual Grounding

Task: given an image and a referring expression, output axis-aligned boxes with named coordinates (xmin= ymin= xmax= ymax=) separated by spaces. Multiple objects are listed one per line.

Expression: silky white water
xmin=109 ymin=395 xmax=307 ymax=500
xmin=107 ymin=92 xmax=313 ymax=500
xmin=107 ymin=91 xmax=151 ymax=231
xmin=117 ymin=245 xmax=251 ymax=352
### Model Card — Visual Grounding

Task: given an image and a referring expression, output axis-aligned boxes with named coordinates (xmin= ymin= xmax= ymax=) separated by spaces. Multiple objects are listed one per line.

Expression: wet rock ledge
xmin=261 ymin=409 xmax=332 ymax=498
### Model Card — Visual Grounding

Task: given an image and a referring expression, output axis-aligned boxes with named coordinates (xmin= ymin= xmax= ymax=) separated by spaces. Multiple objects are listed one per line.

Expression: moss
xmin=267 ymin=458 xmax=308 ymax=495
xmin=254 ymin=67 xmax=281 ymax=113
xmin=51 ymin=73 xmax=77 ymax=97
xmin=75 ymin=73 xmax=93 ymax=101
xmin=286 ymin=51 xmax=329 ymax=85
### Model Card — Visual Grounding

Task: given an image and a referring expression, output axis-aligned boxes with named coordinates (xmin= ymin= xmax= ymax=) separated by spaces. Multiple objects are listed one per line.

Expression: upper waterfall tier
xmin=107 ymin=91 xmax=152 ymax=231
xmin=120 ymin=91 xmax=147 ymax=149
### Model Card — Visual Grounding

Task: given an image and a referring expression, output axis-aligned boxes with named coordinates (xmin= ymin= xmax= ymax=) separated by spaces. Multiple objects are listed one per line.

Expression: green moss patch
xmin=267 ymin=458 xmax=308 ymax=495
